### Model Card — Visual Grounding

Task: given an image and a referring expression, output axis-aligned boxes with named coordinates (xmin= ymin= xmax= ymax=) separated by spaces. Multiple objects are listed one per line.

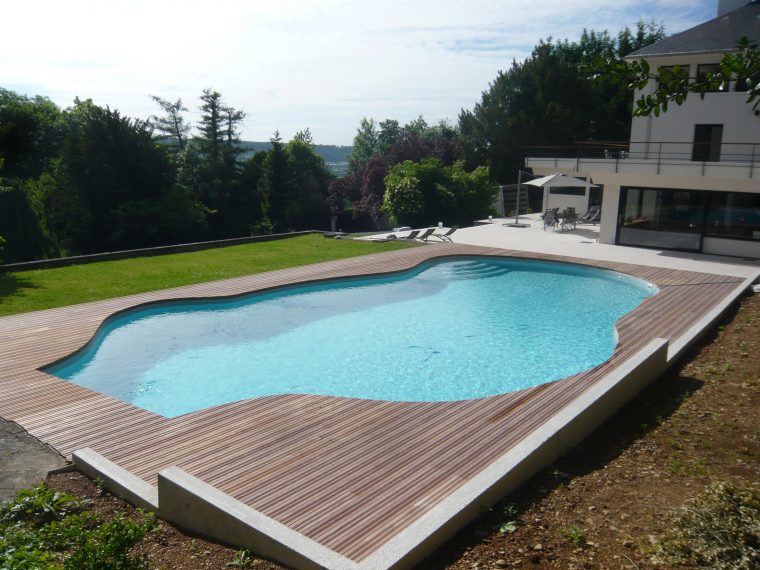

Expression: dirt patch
xmin=46 ymin=292 xmax=760 ymax=569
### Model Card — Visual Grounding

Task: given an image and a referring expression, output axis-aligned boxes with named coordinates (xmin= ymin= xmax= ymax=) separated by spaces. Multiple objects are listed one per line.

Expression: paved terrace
xmin=362 ymin=214 xmax=759 ymax=279
xmin=1 ymin=237 xmax=758 ymax=569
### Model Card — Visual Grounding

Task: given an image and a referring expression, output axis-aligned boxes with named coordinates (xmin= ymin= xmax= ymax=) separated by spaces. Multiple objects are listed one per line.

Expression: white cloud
xmin=1 ymin=0 xmax=715 ymax=144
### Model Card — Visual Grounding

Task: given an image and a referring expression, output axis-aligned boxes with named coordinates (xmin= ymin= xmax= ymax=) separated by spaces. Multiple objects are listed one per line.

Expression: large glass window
xmin=705 ymin=192 xmax=760 ymax=240
xmin=618 ymin=188 xmax=760 ymax=252
xmin=549 ymin=186 xmax=586 ymax=196
xmin=618 ymin=188 xmax=706 ymax=251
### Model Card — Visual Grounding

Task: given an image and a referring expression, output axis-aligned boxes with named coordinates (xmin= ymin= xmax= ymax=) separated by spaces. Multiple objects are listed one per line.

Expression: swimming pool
xmin=45 ymin=257 xmax=656 ymax=417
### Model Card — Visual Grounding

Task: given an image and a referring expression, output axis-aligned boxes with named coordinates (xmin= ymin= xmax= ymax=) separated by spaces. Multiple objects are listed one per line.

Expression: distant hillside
xmin=238 ymin=141 xmax=351 ymax=174
xmin=156 ymin=139 xmax=351 ymax=175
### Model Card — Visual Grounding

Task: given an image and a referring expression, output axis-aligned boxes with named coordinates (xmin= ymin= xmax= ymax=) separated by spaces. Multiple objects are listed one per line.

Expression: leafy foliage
xmin=0 ymin=88 xmax=63 ymax=179
xmin=346 ymin=117 xmax=379 ymax=172
xmin=63 ymin=513 xmax=156 ymax=570
xmin=1 ymin=484 xmax=80 ymax=526
xmin=596 ymin=37 xmax=760 ymax=117
xmin=330 ymin=116 xmax=464 ymax=227
xmin=226 ymin=549 xmax=254 ymax=567
xmin=382 ymin=158 xmax=493 ymax=227
xmin=0 ymin=483 xmax=155 ymax=569
xmin=564 ymin=525 xmax=587 ymax=545
xmin=499 ymin=503 xmax=519 ymax=533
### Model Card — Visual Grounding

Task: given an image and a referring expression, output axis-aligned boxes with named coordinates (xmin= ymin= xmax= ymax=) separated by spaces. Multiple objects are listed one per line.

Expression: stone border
xmin=74 ymin=448 xmax=158 ymax=512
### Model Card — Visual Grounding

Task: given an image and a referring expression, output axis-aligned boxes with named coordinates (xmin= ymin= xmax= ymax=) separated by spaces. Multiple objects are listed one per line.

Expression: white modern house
xmin=525 ymin=0 xmax=760 ymax=259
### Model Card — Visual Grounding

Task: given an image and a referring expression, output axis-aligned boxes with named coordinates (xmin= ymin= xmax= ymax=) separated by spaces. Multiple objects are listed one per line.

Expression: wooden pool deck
xmin=0 ymin=244 xmax=750 ymax=566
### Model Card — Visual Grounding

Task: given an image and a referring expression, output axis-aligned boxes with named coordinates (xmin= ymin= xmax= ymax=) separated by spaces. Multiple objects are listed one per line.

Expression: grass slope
xmin=0 ymin=235 xmax=411 ymax=317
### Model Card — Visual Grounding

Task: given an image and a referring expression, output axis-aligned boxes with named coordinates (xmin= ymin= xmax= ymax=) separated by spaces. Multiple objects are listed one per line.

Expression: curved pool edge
xmin=41 ymin=252 xmax=658 ymax=369
xmin=40 ymin=253 xmax=659 ymax=415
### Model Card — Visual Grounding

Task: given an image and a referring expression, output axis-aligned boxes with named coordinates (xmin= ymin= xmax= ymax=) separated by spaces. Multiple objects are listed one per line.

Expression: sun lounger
xmin=400 ymin=229 xmax=421 ymax=240
xmin=416 ymin=227 xmax=437 ymax=241
xmin=432 ymin=225 xmax=457 ymax=242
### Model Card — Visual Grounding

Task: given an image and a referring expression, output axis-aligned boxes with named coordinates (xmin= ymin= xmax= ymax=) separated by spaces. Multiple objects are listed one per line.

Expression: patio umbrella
xmin=524 ymin=173 xmax=598 ymax=219
xmin=523 ymin=173 xmax=597 ymax=189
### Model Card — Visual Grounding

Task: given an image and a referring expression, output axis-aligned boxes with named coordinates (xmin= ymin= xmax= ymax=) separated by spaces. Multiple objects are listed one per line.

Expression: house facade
xmin=525 ymin=0 xmax=760 ymax=259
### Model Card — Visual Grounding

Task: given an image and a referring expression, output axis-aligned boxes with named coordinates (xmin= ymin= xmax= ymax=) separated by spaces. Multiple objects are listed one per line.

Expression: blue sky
xmin=2 ymin=1 xmax=716 ymax=145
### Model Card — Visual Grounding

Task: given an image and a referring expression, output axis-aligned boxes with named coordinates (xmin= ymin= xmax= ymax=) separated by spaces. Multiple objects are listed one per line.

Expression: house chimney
xmin=717 ymin=0 xmax=748 ymax=16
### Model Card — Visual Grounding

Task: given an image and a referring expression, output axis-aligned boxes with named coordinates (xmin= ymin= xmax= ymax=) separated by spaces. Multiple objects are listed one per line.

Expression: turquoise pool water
xmin=45 ymin=257 xmax=656 ymax=417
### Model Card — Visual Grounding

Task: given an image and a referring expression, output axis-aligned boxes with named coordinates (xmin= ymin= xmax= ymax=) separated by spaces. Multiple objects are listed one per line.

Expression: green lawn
xmin=0 ymin=235 xmax=412 ymax=317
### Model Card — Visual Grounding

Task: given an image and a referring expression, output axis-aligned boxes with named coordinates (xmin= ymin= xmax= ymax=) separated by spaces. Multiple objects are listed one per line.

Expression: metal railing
xmin=525 ymin=141 xmax=759 ymax=178
xmin=525 ymin=141 xmax=758 ymax=161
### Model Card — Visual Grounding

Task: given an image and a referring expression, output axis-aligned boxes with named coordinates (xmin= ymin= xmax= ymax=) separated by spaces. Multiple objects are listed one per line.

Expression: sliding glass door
xmin=617 ymin=187 xmax=706 ymax=251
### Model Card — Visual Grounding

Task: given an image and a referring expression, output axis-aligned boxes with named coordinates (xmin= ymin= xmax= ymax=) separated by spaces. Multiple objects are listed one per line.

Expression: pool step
xmin=444 ymin=261 xmax=512 ymax=280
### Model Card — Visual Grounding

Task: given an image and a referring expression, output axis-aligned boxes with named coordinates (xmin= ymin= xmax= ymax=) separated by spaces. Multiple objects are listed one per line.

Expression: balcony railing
xmin=525 ymin=141 xmax=759 ymax=179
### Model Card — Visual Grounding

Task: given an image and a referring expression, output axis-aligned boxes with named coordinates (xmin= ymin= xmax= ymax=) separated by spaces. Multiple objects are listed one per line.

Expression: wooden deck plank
xmin=0 ymin=244 xmax=746 ymax=562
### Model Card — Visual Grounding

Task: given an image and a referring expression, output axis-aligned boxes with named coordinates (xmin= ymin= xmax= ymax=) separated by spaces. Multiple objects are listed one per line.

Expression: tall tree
xmin=459 ymin=22 xmax=665 ymax=182
xmin=357 ymin=157 xmax=388 ymax=223
xmin=285 ymin=131 xmax=332 ymax=230
xmin=257 ymin=131 xmax=293 ymax=233
xmin=197 ymin=89 xmax=224 ymax=160
xmin=0 ymin=88 xmax=63 ymax=179
xmin=187 ymin=88 xmax=247 ymax=236
xmin=236 ymin=151 xmax=266 ymax=233
xmin=346 ymin=118 xmax=378 ymax=173
xmin=149 ymin=95 xmax=190 ymax=151
xmin=49 ymin=100 xmax=204 ymax=253
xmin=376 ymin=119 xmax=400 ymax=155
xmin=617 ymin=20 xmax=667 ymax=58
xmin=0 ymin=90 xmax=63 ymax=261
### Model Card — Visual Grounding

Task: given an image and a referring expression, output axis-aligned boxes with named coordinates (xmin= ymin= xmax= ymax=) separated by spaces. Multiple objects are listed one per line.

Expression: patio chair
xmin=577 ymin=205 xmax=601 ymax=225
xmin=416 ymin=227 xmax=437 ymax=242
xmin=541 ymin=209 xmax=558 ymax=231
xmin=432 ymin=225 xmax=457 ymax=242
xmin=560 ymin=208 xmax=578 ymax=231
